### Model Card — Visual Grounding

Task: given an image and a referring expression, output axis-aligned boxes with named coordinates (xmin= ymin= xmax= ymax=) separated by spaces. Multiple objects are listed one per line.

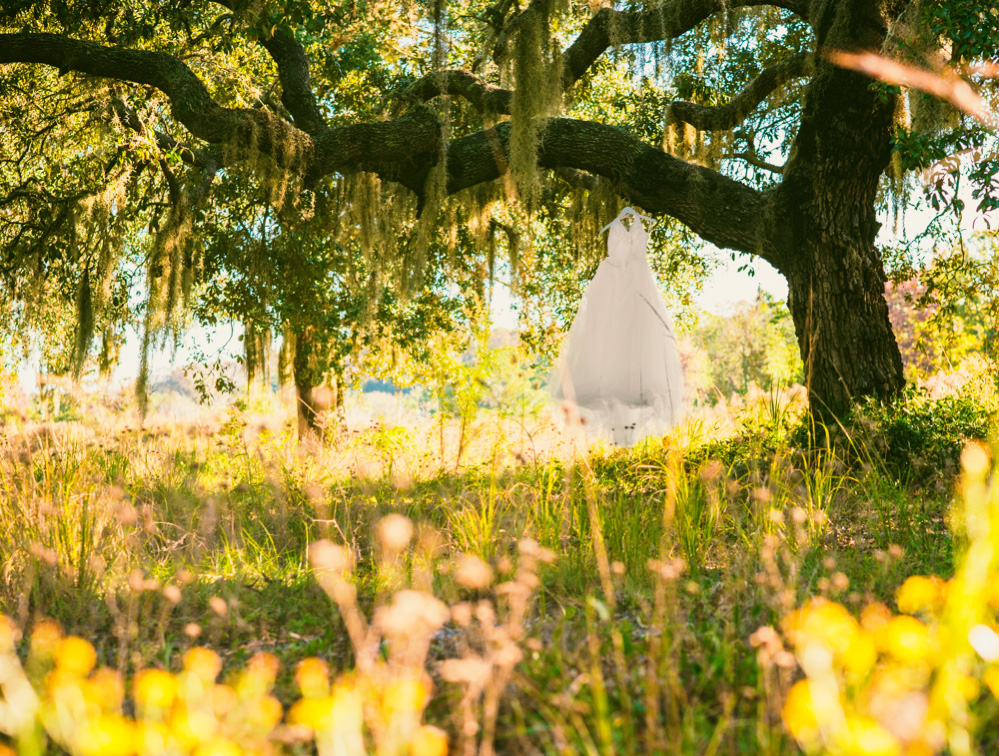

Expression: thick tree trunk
xmin=783 ymin=229 xmax=903 ymax=418
xmin=772 ymin=0 xmax=905 ymax=418
xmin=292 ymin=325 xmax=338 ymax=440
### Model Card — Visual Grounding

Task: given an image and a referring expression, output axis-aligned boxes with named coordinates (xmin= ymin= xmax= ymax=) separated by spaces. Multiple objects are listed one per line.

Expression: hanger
xmin=599 ymin=206 xmax=657 ymax=234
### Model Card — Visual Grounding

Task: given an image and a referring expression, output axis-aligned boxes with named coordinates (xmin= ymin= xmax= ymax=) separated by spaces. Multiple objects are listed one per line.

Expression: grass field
xmin=2 ymin=369 xmax=999 ymax=756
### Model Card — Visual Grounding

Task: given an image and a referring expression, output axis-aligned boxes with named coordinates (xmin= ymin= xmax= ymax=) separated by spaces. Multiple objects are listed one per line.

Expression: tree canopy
xmin=1 ymin=0 xmax=997 ymax=421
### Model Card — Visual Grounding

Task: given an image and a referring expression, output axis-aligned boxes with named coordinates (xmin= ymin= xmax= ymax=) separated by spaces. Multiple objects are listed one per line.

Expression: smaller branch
xmin=723 ymin=152 xmax=785 ymax=174
xmin=110 ymin=97 xmax=218 ymax=169
xmin=258 ymin=26 xmax=328 ymax=134
xmin=396 ymin=70 xmax=512 ymax=115
xmin=666 ymin=52 xmax=812 ymax=132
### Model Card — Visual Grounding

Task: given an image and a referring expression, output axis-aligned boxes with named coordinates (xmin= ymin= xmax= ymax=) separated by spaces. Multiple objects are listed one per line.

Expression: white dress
xmin=551 ymin=210 xmax=684 ymax=446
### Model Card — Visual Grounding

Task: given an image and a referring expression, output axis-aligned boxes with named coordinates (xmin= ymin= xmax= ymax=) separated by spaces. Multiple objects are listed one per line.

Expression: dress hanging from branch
xmin=551 ymin=207 xmax=684 ymax=446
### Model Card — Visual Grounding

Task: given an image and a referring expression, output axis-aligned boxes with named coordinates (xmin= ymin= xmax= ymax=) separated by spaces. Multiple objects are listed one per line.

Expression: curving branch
xmin=723 ymin=152 xmax=785 ymax=174
xmin=443 ymin=118 xmax=773 ymax=264
xmin=666 ymin=52 xmax=813 ymax=132
xmin=404 ymin=0 xmax=808 ymax=115
xmin=0 ymin=32 xmax=442 ymax=183
xmin=396 ymin=70 xmax=512 ymax=115
xmin=0 ymin=33 xmax=308 ymax=160
xmin=561 ymin=0 xmax=807 ymax=91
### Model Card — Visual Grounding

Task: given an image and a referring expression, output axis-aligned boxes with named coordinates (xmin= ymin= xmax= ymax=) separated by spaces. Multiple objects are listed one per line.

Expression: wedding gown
xmin=551 ymin=208 xmax=684 ymax=446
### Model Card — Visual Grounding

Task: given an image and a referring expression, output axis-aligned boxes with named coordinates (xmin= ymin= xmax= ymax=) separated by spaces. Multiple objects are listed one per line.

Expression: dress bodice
xmin=606 ymin=218 xmax=650 ymax=265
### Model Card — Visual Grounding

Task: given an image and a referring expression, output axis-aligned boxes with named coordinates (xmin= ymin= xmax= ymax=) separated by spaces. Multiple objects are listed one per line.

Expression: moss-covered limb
xmin=665 ymin=52 xmax=813 ymax=132
xmin=443 ymin=118 xmax=769 ymax=263
xmin=396 ymin=69 xmax=513 ymax=115
xmin=412 ymin=1 xmax=808 ymax=116
xmin=0 ymin=33 xmax=307 ymax=160
xmin=560 ymin=0 xmax=806 ymax=92
xmin=0 ymin=33 xmax=444 ymax=182
xmin=309 ymin=105 xmax=443 ymax=186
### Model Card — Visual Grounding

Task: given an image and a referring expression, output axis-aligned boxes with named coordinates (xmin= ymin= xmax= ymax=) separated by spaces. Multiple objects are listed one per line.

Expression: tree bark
xmin=292 ymin=325 xmax=337 ymax=440
xmin=773 ymin=0 xmax=905 ymax=417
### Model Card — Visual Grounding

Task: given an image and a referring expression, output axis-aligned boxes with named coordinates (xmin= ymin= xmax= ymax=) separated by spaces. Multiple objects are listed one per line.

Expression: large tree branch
xmin=666 ymin=52 xmax=812 ymax=131
xmin=443 ymin=118 xmax=772 ymax=263
xmin=561 ymin=0 xmax=807 ymax=91
xmin=404 ymin=0 xmax=809 ymax=115
xmin=0 ymin=32 xmax=442 ymax=183
xmin=0 ymin=33 xmax=309 ymax=164
xmin=396 ymin=70 xmax=512 ymax=115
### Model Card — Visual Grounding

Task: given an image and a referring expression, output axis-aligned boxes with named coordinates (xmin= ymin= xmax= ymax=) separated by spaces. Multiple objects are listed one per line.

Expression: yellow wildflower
xmin=134 ymin=721 xmax=170 ymax=756
xmin=331 ymin=679 xmax=365 ymax=725
xmin=410 ymin=725 xmax=448 ymax=756
xmin=134 ymin=669 xmax=178 ymax=712
xmin=193 ymin=737 xmax=241 ymax=756
xmin=246 ymin=695 xmax=283 ymax=732
xmin=288 ymin=696 xmax=334 ymax=733
xmin=783 ymin=598 xmax=860 ymax=658
xmin=861 ymin=602 xmax=893 ymax=634
xmin=896 ymin=576 xmax=945 ymax=616
xmin=881 ymin=617 xmax=932 ymax=663
xmin=846 ymin=715 xmax=901 ymax=756
xmin=30 ymin=619 xmax=63 ymax=658
xmin=295 ymin=658 xmax=330 ymax=698
xmin=983 ymin=667 xmax=999 ymax=699
xmin=75 ymin=713 xmax=137 ymax=756
xmin=211 ymin=684 xmax=238 ymax=719
xmin=842 ymin=631 xmax=878 ymax=679
xmin=55 ymin=637 xmax=97 ymax=677
xmin=89 ymin=668 xmax=125 ymax=711
xmin=237 ymin=652 xmax=279 ymax=699
xmin=380 ymin=674 xmax=430 ymax=722
xmin=170 ymin=706 xmax=218 ymax=749
xmin=184 ymin=648 xmax=222 ymax=684
xmin=782 ymin=680 xmax=821 ymax=745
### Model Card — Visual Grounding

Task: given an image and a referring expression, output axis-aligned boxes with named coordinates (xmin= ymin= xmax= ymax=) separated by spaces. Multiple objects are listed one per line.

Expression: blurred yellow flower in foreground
xmin=880 ymin=616 xmax=933 ymax=663
xmin=55 ymin=637 xmax=97 ymax=677
xmin=30 ymin=619 xmax=64 ymax=658
xmin=246 ymin=695 xmax=283 ymax=732
xmin=237 ymin=653 xmax=279 ymax=699
xmin=896 ymin=576 xmax=946 ymax=616
xmin=288 ymin=696 xmax=334 ymax=733
xmin=134 ymin=720 xmax=171 ymax=756
xmin=410 ymin=725 xmax=448 ymax=756
xmin=90 ymin=668 xmax=126 ymax=713
xmin=380 ymin=674 xmax=430 ymax=722
xmin=782 ymin=680 xmax=821 ymax=744
xmin=75 ymin=713 xmax=136 ymax=756
xmin=134 ymin=670 xmax=178 ymax=712
xmin=184 ymin=648 xmax=222 ymax=684
xmin=845 ymin=715 xmax=901 ymax=756
xmin=194 ymin=736 xmax=241 ymax=756
xmin=295 ymin=658 xmax=330 ymax=698
xmin=784 ymin=598 xmax=861 ymax=657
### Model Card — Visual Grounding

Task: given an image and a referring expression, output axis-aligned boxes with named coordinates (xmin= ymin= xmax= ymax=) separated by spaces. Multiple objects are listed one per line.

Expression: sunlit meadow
xmin=2 ymin=351 xmax=999 ymax=756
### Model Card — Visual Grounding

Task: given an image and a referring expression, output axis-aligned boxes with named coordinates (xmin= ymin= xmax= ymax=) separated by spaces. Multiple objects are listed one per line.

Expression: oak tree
xmin=1 ymin=0 xmax=997 ymax=417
